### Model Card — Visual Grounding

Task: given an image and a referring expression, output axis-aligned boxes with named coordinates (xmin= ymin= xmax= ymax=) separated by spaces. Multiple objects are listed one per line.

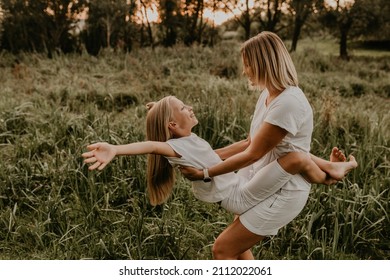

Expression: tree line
xmin=0 ymin=0 xmax=388 ymax=59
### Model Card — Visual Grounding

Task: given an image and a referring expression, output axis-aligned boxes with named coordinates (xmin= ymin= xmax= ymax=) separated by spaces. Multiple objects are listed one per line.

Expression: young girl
xmin=82 ymin=96 xmax=357 ymax=216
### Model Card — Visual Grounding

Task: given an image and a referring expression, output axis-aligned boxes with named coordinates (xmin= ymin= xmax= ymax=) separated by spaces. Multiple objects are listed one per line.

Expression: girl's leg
xmin=230 ymin=159 xmax=293 ymax=212
xmin=278 ymin=150 xmax=357 ymax=185
xmin=310 ymin=147 xmax=357 ymax=181
xmin=232 ymin=150 xmax=355 ymax=214
xmin=277 ymin=152 xmax=327 ymax=183
xmin=213 ymin=218 xmax=264 ymax=260
xmin=231 ymin=152 xmax=314 ymax=213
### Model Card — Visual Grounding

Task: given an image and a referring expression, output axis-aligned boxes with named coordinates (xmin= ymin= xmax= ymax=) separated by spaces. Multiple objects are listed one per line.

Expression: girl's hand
xmin=82 ymin=142 xmax=116 ymax=170
xmin=179 ymin=166 xmax=203 ymax=181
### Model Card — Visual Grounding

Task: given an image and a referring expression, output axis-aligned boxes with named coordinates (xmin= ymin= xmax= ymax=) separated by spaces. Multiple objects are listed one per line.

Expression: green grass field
xmin=0 ymin=38 xmax=389 ymax=260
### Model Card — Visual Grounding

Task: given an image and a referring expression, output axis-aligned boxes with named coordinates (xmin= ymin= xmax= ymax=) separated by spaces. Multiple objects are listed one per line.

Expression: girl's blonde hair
xmin=241 ymin=31 xmax=298 ymax=91
xmin=145 ymin=96 xmax=175 ymax=206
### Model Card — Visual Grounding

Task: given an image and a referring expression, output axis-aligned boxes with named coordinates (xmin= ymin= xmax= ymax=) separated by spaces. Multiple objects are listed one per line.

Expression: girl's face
xmin=169 ymin=97 xmax=198 ymax=137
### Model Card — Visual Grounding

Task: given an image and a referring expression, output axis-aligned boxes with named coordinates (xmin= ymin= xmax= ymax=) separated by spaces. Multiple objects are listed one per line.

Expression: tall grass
xmin=0 ymin=39 xmax=389 ymax=259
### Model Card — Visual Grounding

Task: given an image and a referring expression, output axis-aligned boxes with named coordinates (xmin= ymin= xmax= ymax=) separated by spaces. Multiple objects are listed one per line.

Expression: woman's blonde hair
xmin=241 ymin=31 xmax=298 ymax=91
xmin=145 ymin=96 xmax=175 ymax=206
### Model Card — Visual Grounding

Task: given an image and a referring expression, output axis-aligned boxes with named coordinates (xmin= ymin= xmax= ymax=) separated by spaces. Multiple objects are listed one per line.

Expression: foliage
xmin=0 ymin=0 xmax=87 ymax=55
xmin=0 ymin=0 xmax=389 ymax=54
xmin=287 ymin=0 xmax=324 ymax=52
xmin=0 ymin=39 xmax=389 ymax=260
xmin=83 ymin=0 xmax=137 ymax=55
xmin=318 ymin=0 xmax=386 ymax=59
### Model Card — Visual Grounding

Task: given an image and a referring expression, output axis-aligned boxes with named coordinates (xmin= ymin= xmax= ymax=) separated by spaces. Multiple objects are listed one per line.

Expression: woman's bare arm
xmin=180 ymin=122 xmax=287 ymax=180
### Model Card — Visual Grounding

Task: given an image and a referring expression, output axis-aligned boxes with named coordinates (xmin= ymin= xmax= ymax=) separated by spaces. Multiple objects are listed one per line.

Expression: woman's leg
xmin=216 ymin=188 xmax=310 ymax=260
xmin=231 ymin=215 xmax=255 ymax=260
xmin=238 ymin=249 xmax=255 ymax=260
xmin=213 ymin=218 xmax=264 ymax=260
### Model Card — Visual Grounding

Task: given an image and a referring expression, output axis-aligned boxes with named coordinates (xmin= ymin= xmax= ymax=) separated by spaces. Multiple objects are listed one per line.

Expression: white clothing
xmin=166 ymin=134 xmax=292 ymax=212
xmin=220 ymin=159 xmax=292 ymax=215
xmin=240 ymin=188 xmax=310 ymax=235
xmin=166 ymin=134 xmax=240 ymax=203
xmin=238 ymin=86 xmax=313 ymax=191
xmin=238 ymin=86 xmax=314 ymax=235
xmin=167 ymin=86 xmax=314 ymax=236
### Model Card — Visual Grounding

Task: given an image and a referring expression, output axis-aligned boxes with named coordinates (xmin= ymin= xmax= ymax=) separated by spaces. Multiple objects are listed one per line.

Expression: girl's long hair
xmin=145 ymin=96 xmax=175 ymax=206
xmin=241 ymin=31 xmax=298 ymax=92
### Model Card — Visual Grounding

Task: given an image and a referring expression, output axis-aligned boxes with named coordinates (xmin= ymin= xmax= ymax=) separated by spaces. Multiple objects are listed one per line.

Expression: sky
xmin=143 ymin=2 xmax=252 ymax=26
xmin=143 ymin=0 xmax=355 ymax=26
xmin=0 ymin=1 xmax=355 ymax=26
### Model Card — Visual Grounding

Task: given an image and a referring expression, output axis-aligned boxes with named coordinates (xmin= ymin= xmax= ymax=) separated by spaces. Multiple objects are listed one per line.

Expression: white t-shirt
xmin=165 ymin=133 xmax=245 ymax=203
xmin=238 ymin=86 xmax=313 ymax=191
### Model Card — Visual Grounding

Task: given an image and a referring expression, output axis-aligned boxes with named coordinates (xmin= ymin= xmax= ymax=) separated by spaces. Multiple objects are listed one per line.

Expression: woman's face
xmin=242 ymin=56 xmax=266 ymax=90
xmin=242 ymin=57 xmax=257 ymax=87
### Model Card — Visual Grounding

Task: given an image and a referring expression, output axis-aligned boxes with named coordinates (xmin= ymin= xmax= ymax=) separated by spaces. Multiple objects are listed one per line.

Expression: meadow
xmin=0 ymin=37 xmax=389 ymax=260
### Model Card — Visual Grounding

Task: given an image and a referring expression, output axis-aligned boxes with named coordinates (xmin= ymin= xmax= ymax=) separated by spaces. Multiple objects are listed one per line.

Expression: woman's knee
xmin=212 ymin=238 xmax=230 ymax=259
xmin=212 ymin=218 xmax=264 ymax=259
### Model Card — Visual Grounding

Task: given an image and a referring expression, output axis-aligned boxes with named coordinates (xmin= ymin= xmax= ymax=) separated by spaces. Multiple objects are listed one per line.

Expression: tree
xmin=288 ymin=0 xmax=324 ymax=52
xmin=256 ymin=0 xmax=288 ymax=32
xmin=46 ymin=0 xmax=88 ymax=54
xmin=84 ymin=0 xmax=137 ymax=54
xmin=1 ymin=0 xmax=86 ymax=55
xmin=204 ymin=0 xmax=220 ymax=46
xmin=139 ymin=0 xmax=156 ymax=47
xmin=319 ymin=0 xmax=383 ymax=60
xmin=182 ymin=0 xmax=206 ymax=45
xmin=219 ymin=0 xmax=257 ymax=40
xmin=158 ymin=0 xmax=180 ymax=46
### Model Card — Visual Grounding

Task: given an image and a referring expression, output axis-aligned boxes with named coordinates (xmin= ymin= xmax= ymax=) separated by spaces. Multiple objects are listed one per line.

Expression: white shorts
xmin=239 ymin=187 xmax=310 ymax=236
xmin=220 ymin=159 xmax=310 ymax=236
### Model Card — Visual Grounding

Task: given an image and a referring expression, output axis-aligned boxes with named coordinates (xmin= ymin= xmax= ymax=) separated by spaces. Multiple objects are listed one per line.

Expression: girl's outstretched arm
xmin=82 ymin=141 xmax=178 ymax=171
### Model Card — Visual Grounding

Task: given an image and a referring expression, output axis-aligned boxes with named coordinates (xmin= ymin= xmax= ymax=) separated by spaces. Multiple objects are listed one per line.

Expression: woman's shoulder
xmin=284 ymin=86 xmax=304 ymax=97
xmin=271 ymin=87 xmax=311 ymax=116
xmin=279 ymin=86 xmax=309 ymax=105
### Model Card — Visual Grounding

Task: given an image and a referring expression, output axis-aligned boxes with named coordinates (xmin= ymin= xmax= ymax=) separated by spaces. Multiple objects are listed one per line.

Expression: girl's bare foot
xmin=330 ymin=147 xmax=347 ymax=162
xmin=326 ymin=155 xmax=358 ymax=181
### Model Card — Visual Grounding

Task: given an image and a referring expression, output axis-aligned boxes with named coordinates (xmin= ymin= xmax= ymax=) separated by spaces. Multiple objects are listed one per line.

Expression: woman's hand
xmin=179 ymin=166 xmax=203 ymax=181
xmin=82 ymin=142 xmax=116 ymax=171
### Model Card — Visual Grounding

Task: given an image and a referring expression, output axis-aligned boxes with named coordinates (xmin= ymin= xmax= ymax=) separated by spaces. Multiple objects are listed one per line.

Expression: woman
xmin=179 ymin=31 xmax=357 ymax=260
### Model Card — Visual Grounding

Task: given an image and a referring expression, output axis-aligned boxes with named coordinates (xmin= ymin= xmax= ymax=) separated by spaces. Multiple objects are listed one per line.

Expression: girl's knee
xmin=279 ymin=152 xmax=310 ymax=174
xmin=293 ymin=152 xmax=311 ymax=167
